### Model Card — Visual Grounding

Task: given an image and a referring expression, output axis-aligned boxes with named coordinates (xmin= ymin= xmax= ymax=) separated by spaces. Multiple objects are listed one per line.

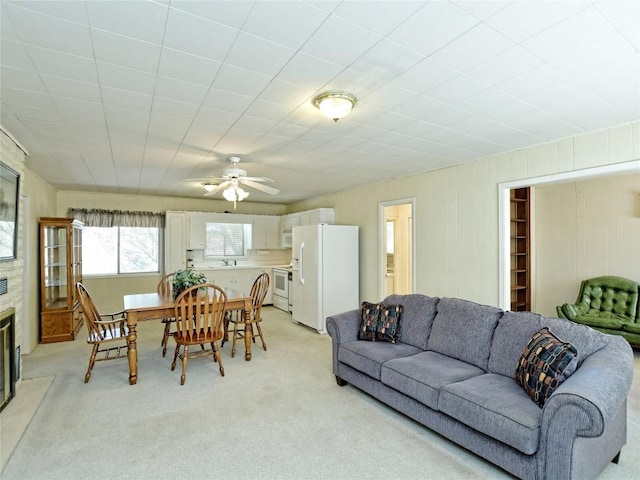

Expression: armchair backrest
xmin=576 ymin=276 xmax=639 ymax=319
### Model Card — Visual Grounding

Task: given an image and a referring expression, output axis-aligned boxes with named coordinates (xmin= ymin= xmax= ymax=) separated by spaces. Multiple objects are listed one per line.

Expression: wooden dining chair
xmin=224 ymin=272 xmax=270 ymax=358
xmin=157 ymin=272 xmax=175 ymax=357
xmin=171 ymin=284 xmax=227 ymax=385
xmin=76 ymin=282 xmax=128 ymax=383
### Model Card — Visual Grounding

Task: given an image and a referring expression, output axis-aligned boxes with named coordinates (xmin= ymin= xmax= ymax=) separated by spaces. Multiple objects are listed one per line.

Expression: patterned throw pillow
xmin=515 ymin=328 xmax=578 ymax=408
xmin=377 ymin=304 xmax=404 ymax=343
xmin=358 ymin=302 xmax=382 ymax=341
xmin=358 ymin=302 xmax=404 ymax=343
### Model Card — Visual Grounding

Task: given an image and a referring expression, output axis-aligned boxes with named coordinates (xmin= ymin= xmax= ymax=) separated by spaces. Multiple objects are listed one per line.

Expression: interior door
xmin=380 ymin=200 xmax=414 ymax=298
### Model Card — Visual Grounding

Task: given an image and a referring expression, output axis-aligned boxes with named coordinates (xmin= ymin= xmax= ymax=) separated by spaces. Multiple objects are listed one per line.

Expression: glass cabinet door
xmin=43 ymin=225 xmax=70 ymax=310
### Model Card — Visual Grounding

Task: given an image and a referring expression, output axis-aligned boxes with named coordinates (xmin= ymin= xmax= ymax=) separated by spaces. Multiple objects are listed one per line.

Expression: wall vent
xmin=15 ymin=346 xmax=20 ymax=380
xmin=0 ymin=278 xmax=7 ymax=295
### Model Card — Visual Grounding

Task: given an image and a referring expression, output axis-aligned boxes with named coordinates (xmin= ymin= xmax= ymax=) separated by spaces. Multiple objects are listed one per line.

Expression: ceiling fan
xmin=190 ymin=156 xmax=280 ymax=198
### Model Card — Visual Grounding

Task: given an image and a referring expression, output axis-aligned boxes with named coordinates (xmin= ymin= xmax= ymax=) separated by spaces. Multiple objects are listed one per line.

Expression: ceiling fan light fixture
xmin=314 ymin=91 xmax=357 ymax=122
xmin=202 ymin=182 xmax=216 ymax=192
xmin=223 ymin=185 xmax=249 ymax=202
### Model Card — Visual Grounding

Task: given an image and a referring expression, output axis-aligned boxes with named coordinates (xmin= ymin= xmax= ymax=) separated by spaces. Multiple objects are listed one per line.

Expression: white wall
xmin=290 ymin=122 xmax=640 ymax=307
xmin=534 ymin=173 xmax=640 ymax=316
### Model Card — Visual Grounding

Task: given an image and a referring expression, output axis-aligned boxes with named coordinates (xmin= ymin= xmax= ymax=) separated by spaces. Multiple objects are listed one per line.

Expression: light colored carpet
xmin=2 ymin=307 xmax=639 ymax=479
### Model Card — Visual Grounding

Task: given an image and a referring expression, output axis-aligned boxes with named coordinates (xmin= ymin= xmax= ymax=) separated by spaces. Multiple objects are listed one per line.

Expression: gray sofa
xmin=326 ymin=294 xmax=634 ymax=480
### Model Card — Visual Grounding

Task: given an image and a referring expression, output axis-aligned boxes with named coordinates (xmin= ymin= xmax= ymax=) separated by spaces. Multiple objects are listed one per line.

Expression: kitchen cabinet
xmin=188 ymin=213 xmax=207 ymax=250
xmin=39 ymin=217 xmax=83 ymax=343
xmin=280 ymin=208 xmax=334 ymax=247
xmin=204 ymin=267 xmax=273 ymax=305
xmin=251 ymin=215 xmax=280 ymax=249
xmin=165 ymin=211 xmax=187 ymax=273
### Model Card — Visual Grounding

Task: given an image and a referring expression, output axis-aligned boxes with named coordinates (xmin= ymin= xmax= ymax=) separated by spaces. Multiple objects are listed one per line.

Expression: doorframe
xmin=498 ymin=159 xmax=640 ymax=311
xmin=378 ymin=197 xmax=416 ymax=299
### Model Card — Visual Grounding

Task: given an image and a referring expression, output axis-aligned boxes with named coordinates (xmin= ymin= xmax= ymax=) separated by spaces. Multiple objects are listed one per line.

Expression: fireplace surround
xmin=0 ymin=307 xmax=15 ymax=412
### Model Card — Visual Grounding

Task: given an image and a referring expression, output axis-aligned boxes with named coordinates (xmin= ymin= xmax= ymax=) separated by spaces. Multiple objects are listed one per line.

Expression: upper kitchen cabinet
xmin=299 ymin=208 xmax=335 ymax=226
xmin=165 ymin=211 xmax=187 ymax=273
xmin=187 ymin=212 xmax=207 ymax=250
xmin=251 ymin=215 xmax=280 ymax=250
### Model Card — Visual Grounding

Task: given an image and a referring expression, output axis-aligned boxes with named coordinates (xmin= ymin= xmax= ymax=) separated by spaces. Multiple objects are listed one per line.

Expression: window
xmin=204 ymin=223 xmax=250 ymax=258
xmin=83 ymin=226 xmax=160 ymax=275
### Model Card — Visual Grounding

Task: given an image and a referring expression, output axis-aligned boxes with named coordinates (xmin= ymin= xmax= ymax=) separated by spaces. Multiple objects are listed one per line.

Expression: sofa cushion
xmin=426 ymin=297 xmax=502 ymax=371
xmin=338 ymin=340 xmax=423 ymax=380
xmin=515 ymin=328 xmax=578 ymax=408
xmin=358 ymin=302 xmax=382 ymax=341
xmin=383 ymin=294 xmax=439 ymax=350
xmin=381 ymin=351 xmax=484 ymax=410
xmin=488 ymin=311 xmax=607 ymax=378
xmin=439 ymin=373 xmax=542 ymax=455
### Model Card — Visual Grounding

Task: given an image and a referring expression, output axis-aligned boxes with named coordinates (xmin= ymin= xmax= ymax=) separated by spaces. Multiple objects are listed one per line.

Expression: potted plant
xmin=172 ymin=269 xmax=207 ymax=299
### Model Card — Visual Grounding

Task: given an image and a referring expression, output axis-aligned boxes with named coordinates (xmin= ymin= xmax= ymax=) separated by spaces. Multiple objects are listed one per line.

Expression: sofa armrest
xmin=559 ymin=302 xmax=586 ymax=320
xmin=326 ymin=309 xmax=360 ymax=379
xmin=538 ymin=335 xmax=633 ymax=479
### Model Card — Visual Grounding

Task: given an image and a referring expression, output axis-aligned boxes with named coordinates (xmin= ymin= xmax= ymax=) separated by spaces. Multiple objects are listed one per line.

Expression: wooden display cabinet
xmin=510 ymin=188 xmax=531 ymax=311
xmin=39 ymin=217 xmax=84 ymax=343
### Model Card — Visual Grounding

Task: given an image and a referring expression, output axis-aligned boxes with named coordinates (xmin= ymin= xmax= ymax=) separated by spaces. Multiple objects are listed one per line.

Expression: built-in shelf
xmin=510 ymin=188 xmax=531 ymax=311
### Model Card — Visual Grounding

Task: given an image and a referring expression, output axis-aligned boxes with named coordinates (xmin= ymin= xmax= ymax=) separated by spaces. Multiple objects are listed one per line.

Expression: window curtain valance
xmin=67 ymin=208 xmax=165 ymax=228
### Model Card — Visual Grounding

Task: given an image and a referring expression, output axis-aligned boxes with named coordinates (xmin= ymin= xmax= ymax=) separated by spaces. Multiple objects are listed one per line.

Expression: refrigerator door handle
xmin=299 ymin=241 xmax=305 ymax=285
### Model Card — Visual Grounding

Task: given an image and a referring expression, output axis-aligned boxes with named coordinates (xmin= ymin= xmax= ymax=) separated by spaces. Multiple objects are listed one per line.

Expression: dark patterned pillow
xmin=358 ymin=302 xmax=382 ymax=341
xmin=377 ymin=304 xmax=404 ymax=343
xmin=515 ymin=328 xmax=578 ymax=408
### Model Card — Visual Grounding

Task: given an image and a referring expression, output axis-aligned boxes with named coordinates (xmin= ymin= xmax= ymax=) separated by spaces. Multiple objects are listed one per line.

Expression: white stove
xmin=272 ymin=267 xmax=292 ymax=312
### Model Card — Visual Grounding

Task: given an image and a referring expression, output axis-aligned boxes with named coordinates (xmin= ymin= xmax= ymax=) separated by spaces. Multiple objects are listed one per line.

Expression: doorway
xmin=379 ymin=198 xmax=415 ymax=298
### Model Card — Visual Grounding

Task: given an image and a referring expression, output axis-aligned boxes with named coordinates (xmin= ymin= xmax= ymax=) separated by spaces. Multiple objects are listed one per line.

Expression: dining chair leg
xmin=171 ymin=344 xmax=180 ymax=371
xmin=161 ymin=322 xmax=171 ymax=357
xmin=255 ymin=323 xmax=267 ymax=351
xmin=85 ymin=343 xmax=99 ymax=383
xmin=180 ymin=345 xmax=189 ymax=385
xmin=213 ymin=343 xmax=224 ymax=376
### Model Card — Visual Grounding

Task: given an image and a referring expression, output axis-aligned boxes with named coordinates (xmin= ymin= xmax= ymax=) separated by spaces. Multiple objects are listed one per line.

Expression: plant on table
xmin=172 ymin=269 xmax=207 ymax=299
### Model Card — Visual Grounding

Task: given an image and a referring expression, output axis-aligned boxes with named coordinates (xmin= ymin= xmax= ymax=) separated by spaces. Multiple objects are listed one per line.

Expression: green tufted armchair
xmin=557 ymin=276 xmax=640 ymax=347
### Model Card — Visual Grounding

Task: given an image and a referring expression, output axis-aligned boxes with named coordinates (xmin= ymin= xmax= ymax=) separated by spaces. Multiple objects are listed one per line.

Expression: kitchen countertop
xmin=194 ymin=264 xmax=291 ymax=271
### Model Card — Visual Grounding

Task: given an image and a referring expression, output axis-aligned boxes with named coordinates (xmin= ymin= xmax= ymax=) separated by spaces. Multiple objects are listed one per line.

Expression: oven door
xmin=273 ymin=269 xmax=289 ymax=299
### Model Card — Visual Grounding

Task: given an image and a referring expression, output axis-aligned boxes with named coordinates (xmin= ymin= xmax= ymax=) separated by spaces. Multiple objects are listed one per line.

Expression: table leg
xmin=127 ymin=311 xmax=138 ymax=385
xmin=243 ymin=306 xmax=252 ymax=361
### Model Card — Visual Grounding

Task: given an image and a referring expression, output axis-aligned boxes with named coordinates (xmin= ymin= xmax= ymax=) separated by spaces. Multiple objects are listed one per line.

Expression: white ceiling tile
xmin=6 ymin=0 xmax=89 ymax=24
xmin=464 ymin=45 xmax=543 ymax=86
xmin=154 ymin=76 xmax=208 ymax=105
xmin=387 ymin=2 xmax=479 ymax=56
xmin=424 ymin=74 xmax=489 ymax=105
xmin=90 ymin=29 xmax=162 ymax=73
xmin=258 ymin=78 xmax=314 ymax=108
xmin=430 ymin=23 xmax=514 ymax=73
xmin=225 ymin=32 xmax=297 ymax=77
xmin=350 ymin=39 xmax=424 ymax=83
xmin=242 ymin=1 xmax=328 ymax=49
xmin=594 ymin=0 xmax=640 ymax=30
xmin=390 ymin=59 xmax=460 ymax=94
xmin=521 ymin=7 xmax=619 ymax=62
xmin=163 ymin=7 xmax=238 ymax=61
xmin=452 ymin=1 xmax=511 ymax=21
xmin=202 ymin=88 xmax=254 ymax=114
xmin=276 ymin=52 xmax=343 ymax=89
xmin=40 ymin=74 xmax=102 ymax=102
xmin=194 ymin=106 xmax=241 ymax=126
xmin=3 ymin=4 xmax=93 ymax=58
xmin=52 ymin=96 xmax=104 ymax=117
xmin=157 ymin=48 xmax=221 ymax=87
xmin=1 ymin=66 xmax=47 ymax=93
xmin=619 ymin=22 xmax=640 ymax=50
xmin=96 ymin=62 xmax=157 ymax=96
xmin=243 ymin=100 xmax=292 ymax=123
xmin=485 ymin=1 xmax=589 ymax=43
xmin=151 ymin=97 xmax=200 ymax=119
xmin=26 ymin=45 xmax=99 ymax=84
xmin=333 ymin=1 xmax=423 ymax=36
xmin=86 ymin=1 xmax=168 ymax=45
xmin=101 ymin=86 xmax=153 ymax=113
xmin=212 ymin=64 xmax=273 ymax=98
xmin=301 ymin=15 xmax=382 ymax=66
xmin=1 ymin=40 xmax=33 ymax=70
xmin=169 ymin=1 xmax=254 ymax=30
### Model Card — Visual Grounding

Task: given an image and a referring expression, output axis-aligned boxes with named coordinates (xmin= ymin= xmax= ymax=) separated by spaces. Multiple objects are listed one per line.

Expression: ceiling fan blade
xmin=240 ymin=179 xmax=280 ymax=195
xmin=203 ymin=180 xmax=231 ymax=196
xmin=242 ymin=176 xmax=274 ymax=183
xmin=185 ymin=177 xmax=226 ymax=182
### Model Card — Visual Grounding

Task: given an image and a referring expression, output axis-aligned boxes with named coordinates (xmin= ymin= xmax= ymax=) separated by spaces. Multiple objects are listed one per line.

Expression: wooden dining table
xmin=123 ymin=287 xmax=253 ymax=385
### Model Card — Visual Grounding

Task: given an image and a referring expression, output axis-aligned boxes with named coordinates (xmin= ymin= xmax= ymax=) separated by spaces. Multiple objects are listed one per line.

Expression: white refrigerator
xmin=291 ymin=224 xmax=359 ymax=333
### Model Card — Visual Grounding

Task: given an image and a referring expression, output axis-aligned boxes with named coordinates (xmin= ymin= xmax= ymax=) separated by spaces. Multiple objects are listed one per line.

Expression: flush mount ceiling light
xmin=313 ymin=91 xmax=357 ymax=122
